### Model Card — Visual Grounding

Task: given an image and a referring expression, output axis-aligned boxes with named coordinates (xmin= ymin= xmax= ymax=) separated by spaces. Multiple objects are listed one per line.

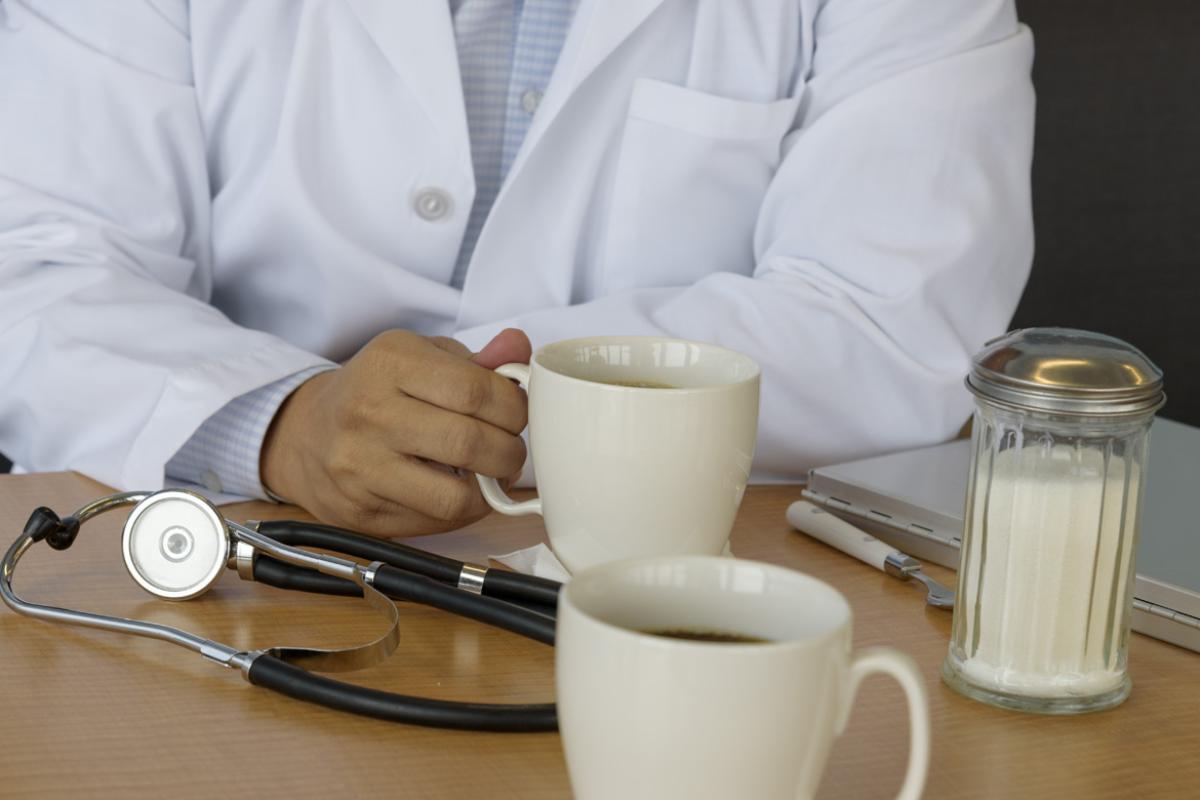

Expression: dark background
xmin=1011 ymin=0 xmax=1200 ymax=424
xmin=1 ymin=2 xmax=1196 ymax=475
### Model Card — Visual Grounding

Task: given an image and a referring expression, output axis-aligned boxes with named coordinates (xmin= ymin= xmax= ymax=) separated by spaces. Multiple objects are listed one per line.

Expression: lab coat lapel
xmin=456 ymin=0 xmax=668 ymax=329
xmin=503 ymin=0 xmax=667 ymax=184
xmin=341 ymin=0 xmax=470 ymax=159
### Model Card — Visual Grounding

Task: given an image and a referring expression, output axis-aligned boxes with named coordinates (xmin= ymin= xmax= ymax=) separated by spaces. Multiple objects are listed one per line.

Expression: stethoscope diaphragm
xmin=121 ymin=490 xmax=230 ymax=600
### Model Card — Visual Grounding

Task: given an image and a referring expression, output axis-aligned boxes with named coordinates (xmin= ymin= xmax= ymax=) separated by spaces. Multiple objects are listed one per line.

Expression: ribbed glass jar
xmin=941 ymin=329 xmax=1164 ymax=714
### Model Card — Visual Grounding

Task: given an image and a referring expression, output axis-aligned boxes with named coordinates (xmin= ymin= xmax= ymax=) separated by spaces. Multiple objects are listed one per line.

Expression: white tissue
xmin=489 ymin=543 xmax=574 ymax=583
xmin=488 ymin=541 xmax=736 ymax=582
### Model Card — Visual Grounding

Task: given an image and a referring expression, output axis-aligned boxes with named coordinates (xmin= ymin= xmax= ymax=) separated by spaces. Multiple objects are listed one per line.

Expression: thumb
xmin=471 ymin=328 xmax=532 ymax=369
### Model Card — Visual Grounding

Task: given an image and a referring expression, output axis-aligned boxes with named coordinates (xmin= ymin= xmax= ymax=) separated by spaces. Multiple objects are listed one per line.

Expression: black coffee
xmin=643 ymin=628 xmax=770 ymax=644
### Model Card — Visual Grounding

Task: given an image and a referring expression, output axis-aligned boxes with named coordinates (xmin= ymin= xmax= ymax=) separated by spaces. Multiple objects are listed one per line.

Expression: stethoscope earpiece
xmin=121 ymin=490 xmax=230 ymax=600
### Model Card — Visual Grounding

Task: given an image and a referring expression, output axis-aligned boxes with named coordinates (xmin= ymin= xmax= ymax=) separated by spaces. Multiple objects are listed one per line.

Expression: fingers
xmin=386 ymin=395 xmax=527 ymax=478
xmin=315 ymin=483 xmax=486 ymax=538
xmin=429 ymin=336 xmax=473 ymax=359
xmin=471 ymin=328 xmax=532 ymax=369
xmin=430 ymin=328 xmax=531 ymax=368
xmin=370 ymin=331 xmax=528 ymax=434
xmin=264 ymin=330 xmax=532 ymax=539
xmin=360 ymin=454 xmax=491 ymax=524
xmin=503 ymin=465 xmax=524 ymax=489
xmin=301 ymin=429 xmax=494 ymax=536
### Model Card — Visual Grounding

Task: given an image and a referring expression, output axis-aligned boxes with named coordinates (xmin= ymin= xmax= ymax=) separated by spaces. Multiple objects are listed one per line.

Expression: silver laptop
xmin=802 ymin=417 xmax=1200 ymax=653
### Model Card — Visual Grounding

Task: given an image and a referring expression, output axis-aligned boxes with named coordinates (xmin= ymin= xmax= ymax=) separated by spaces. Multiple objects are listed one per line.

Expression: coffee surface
xmin=642 ymin=628 xmax=770 ymax=644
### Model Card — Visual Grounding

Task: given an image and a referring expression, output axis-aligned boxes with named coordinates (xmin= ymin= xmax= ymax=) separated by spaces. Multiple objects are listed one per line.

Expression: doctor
xmin=0 ymin=1 xmax=1034 ymax=536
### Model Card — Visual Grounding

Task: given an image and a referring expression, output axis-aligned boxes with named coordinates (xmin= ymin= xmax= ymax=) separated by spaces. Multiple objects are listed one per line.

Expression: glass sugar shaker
xmin=941 ymin=328 xmax=1165 ymax=714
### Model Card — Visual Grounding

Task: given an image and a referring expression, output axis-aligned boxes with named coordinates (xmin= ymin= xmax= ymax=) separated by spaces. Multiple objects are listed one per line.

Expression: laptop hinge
xmin=1133 ymin=598 xmax=1200 ymax=630
xmin=801 ymin=487 xmax=961 ymax=546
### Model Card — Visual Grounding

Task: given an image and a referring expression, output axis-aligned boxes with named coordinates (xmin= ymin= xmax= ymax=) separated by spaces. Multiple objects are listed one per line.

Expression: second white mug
xmin=475 ymin=336 xmax=760 ymax=574
xmin=556 ymin=556 xmax=931 ymax=800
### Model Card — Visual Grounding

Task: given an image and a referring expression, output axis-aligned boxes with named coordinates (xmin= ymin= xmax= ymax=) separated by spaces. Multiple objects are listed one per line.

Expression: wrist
xmin=260 ymin=370 xmax=331 ymax=503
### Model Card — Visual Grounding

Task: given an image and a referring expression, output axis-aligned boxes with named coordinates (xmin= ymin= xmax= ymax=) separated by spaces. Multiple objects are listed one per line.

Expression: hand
xmin=260 ymin=328 xmax=532 ymax=536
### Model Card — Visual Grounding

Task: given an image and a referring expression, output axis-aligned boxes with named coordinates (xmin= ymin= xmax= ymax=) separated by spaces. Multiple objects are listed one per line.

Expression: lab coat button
xmin=414 ymin=188 xmax=452 ymax=221
xmin=201 ymin=469 xmax=223 ymax=494
xmin=520 ymin=89 xmax=543 ymax=115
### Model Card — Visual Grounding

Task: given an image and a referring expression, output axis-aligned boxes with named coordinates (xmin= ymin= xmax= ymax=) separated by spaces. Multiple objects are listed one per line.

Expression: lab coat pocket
xmin=601 ymin=78 xmax=800 ymax=294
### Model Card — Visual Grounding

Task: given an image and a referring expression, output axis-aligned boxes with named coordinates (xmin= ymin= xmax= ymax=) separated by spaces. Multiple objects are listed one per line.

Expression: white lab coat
xmin=0 ymin=0 xmax=1034 ymax=491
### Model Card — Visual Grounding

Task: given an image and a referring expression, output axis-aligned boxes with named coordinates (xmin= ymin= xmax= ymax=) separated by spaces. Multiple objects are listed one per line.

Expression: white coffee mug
xmin=556 ymin=556 xmax=930 ymax=800
xmin=475 ymin=336 xmax=759 ymax=574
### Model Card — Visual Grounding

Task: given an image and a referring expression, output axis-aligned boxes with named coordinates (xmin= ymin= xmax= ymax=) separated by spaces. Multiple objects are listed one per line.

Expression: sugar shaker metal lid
xmin=967 ymin=328 xmax=1165 ymax=416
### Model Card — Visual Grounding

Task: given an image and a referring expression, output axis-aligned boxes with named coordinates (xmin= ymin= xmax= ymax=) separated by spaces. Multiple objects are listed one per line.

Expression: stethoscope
xmin=1 ymin=489 xmax=561 ymax=732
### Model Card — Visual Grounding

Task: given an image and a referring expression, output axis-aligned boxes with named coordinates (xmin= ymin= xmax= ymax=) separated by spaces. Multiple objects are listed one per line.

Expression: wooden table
xmin=1 ymin=472 xmax=1197 ymax=799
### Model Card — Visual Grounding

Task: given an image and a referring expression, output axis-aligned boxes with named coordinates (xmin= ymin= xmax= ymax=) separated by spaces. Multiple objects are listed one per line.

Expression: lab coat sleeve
xmin=0 ymin=2 xmax=330 ymax=489
xmin=457 ymin=1 xmax=1035 ymax=481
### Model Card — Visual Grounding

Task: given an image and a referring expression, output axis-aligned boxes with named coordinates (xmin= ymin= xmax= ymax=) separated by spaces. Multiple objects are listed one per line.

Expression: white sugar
xmin=955 ymin=443 xmax=1139 ymax=698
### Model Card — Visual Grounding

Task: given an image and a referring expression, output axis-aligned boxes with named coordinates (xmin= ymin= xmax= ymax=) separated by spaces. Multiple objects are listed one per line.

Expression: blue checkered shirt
xmin=166 ymin=0 xmax=578 ymax=498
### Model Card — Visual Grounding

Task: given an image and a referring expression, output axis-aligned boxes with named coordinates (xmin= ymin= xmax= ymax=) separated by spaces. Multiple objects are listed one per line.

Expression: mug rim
xmin=532 ymin=335 xmax=761 ymax=394
xmin=560 ymin=555 xmax=851 ymax=652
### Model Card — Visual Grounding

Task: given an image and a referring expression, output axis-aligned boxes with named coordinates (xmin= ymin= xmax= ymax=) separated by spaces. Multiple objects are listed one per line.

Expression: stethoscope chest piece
xmin=121 ymin=490 xmax=229 ymax=600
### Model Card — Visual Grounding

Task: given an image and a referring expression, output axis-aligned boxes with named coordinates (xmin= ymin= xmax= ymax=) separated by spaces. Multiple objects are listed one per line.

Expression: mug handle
xmin=837 ymin=647 xmax=930 ymax=800
xmin=475 ymin=363 xmax=543 ymax=517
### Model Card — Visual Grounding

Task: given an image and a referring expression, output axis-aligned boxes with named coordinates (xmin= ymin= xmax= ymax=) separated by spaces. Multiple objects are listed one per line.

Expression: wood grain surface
xmin=1 ymin=472 xmax=1197 ymax=799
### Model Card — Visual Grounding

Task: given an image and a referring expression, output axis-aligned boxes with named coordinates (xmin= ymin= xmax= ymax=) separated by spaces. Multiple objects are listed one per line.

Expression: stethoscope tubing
xmin=232 ymin=523 xmax=562 ymax=728
xmin=251 ymin=555 xmax=557 ymax=644
xmin=246 ymin=654 xmax=557 ymax=732
xmin=3 ymin=495 xmax=563 ymax=732
xmin=252 ymin=519 xmax=562 ymax=611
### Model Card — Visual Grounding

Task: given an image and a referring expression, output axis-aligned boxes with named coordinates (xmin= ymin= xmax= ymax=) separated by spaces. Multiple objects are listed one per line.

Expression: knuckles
xmin=447 ymin=374 xmax=490 ymax=416
xmin=442 ymin=421 xmax=484 ymax=467
xmin=429 ymin=336 xmax=472 ymax=358
xmin=324 ymin=439 xmax=363 ymax=482
xmin=439 ymin=422 xmax=525 ymax=476
xmin=372 ymin=329 xmax=420 ymax=353
xmin=358 ymin=330 xmax=420 ymax=373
